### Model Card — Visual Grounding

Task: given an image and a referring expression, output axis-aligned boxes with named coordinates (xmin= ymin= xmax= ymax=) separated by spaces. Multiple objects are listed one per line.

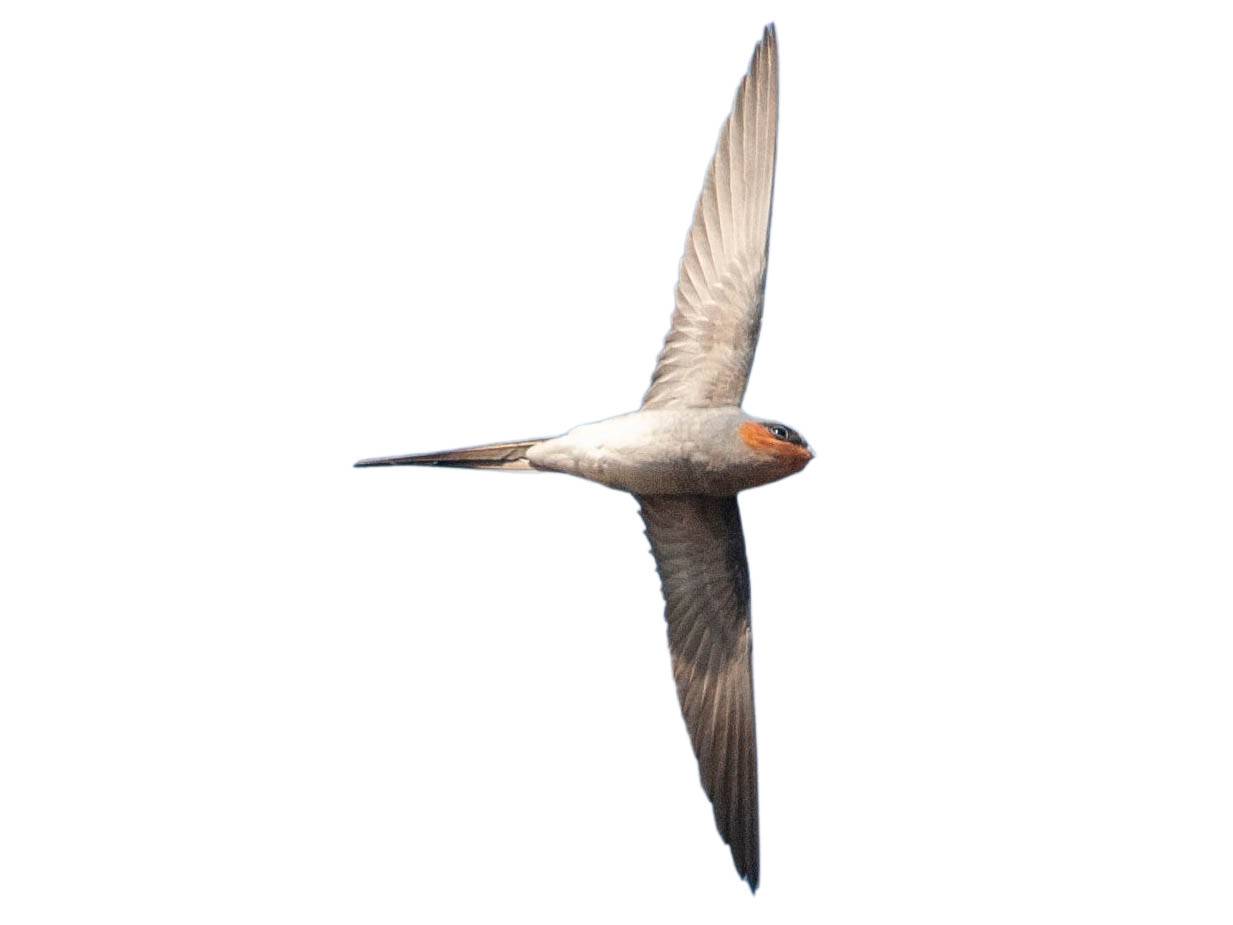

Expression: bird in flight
xmin=357 ymin=24 xmax=807 ymax=892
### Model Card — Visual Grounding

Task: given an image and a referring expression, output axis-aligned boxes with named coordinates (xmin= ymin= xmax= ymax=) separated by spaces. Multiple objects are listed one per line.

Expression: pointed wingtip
xmin=739 ymin=856 xmax=760 ymax=893
xmin=739 ymin=854 xmax=760 ymax=894
xmin=762 ymin=24 xmax=778 ymax=63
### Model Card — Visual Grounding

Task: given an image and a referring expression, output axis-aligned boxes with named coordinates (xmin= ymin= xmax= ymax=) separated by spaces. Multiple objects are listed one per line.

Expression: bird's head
xmin=738 ymin=418 xmax=814 ymax=481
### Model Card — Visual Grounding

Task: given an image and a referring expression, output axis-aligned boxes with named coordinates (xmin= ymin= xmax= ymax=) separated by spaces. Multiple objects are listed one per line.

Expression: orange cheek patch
xmin=740 ymin=421 xmax=781 ymax=453
xmin=739 ymin=421 xmax=813 ymax=464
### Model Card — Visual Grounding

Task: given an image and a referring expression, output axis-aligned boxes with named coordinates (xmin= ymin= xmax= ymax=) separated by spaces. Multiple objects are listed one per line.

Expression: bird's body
xmin=530 ymin=407 xmax=810 ymax=496
xmin=358 ymin=25 xmax=805 ymax=892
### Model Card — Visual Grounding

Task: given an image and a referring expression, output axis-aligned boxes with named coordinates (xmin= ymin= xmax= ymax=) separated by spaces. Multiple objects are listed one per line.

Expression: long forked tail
xmin=354 ymin=438 xmax=547 ymax=470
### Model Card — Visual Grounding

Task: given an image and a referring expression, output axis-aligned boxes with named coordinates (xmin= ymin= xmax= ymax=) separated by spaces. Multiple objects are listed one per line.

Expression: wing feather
xmin=643 ymin=25 xmax=779 ymax=410
xmin=637 ymin=494 xmax=760 ymax=890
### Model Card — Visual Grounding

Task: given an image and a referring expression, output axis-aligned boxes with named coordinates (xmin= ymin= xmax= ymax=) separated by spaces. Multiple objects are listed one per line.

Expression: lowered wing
xmin=637 ymin=494 xmax=760 ymax=890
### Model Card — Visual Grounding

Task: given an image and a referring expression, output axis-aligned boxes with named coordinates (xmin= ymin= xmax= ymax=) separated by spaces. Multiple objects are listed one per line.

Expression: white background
xmin=2 ymin=2 xmax=1231 ymax=922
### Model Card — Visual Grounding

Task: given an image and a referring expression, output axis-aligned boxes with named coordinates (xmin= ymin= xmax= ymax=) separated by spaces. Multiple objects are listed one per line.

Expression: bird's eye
xmin=768 ymin=424 xmax=790 ymax=441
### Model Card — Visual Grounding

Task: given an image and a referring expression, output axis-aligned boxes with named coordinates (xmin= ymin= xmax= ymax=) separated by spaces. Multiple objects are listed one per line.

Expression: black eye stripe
xmin=762 ymin=422 xmax=805 ymax=446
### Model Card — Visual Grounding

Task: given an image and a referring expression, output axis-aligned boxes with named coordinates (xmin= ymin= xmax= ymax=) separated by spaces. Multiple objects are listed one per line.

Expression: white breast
xmin=527 ymin=408 xmax=754 ymax=495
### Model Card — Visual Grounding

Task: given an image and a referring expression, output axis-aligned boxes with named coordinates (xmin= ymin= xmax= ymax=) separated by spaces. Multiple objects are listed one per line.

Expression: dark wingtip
xmin=740 ymin=856 xmax=760 ymax=894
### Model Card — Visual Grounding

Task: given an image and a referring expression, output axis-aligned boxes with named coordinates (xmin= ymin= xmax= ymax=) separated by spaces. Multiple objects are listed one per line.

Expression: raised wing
xmin=637 ymin=494 xmax=759 ymax=890
xmin=642 ymin=25 xmax=779 ymax=410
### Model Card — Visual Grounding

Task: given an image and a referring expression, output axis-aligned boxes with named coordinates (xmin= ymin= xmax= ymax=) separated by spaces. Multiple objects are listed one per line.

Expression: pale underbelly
xmin=528 ymin=439 xmax=754 ymax=496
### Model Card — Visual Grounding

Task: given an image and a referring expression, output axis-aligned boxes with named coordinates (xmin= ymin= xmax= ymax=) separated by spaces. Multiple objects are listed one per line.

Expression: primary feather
xmin=643 ymin=25 xmax=779 ymax=410
xmin=638 ymin=493 xmax=760 ymax=891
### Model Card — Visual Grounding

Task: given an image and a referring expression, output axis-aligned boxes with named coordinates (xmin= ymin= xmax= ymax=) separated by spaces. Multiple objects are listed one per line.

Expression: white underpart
xmin=527 ymin=407 xmax=784 ymax=496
